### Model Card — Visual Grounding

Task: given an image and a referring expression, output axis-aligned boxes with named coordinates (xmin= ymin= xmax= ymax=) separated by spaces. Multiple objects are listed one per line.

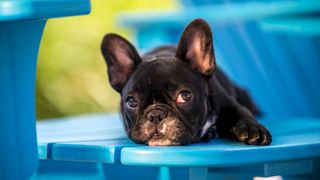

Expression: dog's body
xmin=101 ymin=19 xmax=272 ymax=146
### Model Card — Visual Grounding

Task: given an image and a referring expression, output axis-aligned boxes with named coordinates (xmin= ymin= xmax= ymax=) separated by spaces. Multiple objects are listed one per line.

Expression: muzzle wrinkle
xmin=169 ymin=105 xmax=200 ymax=140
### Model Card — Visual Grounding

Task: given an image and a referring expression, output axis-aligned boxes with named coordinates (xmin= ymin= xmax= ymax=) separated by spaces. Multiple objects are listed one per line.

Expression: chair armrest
xmin=0 ymin=0 xmax=90 ymax=21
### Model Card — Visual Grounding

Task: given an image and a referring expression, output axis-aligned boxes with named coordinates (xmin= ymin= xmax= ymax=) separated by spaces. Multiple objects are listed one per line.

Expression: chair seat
xmin=37 ymin=113 xmax=320 ymax=167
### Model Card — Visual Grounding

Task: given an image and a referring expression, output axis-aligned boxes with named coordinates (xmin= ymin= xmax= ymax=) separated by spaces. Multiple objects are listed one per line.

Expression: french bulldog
xmin=101 ymin=19 xmax=272 ymax=146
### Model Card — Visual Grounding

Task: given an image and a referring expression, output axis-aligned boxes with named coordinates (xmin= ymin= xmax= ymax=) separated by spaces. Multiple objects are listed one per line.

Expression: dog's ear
xmin=176 ymin=19 xmax=216 ymax=76
xmin=101 ymin=33 xmax=141 ymax=92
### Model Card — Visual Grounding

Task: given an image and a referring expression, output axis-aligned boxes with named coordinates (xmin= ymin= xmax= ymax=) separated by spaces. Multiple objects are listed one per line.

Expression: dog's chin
xmin=147 ymin=133 xmax=181 ymax=146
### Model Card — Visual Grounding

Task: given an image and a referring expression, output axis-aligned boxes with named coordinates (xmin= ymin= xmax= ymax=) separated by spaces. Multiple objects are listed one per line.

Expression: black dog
xmin=101 ymin=19 xmax=272 ymax=146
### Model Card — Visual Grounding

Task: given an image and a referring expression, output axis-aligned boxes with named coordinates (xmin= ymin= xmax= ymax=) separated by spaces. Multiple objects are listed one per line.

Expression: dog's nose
xmin=147 ymin=110 xmax=166 ymax=123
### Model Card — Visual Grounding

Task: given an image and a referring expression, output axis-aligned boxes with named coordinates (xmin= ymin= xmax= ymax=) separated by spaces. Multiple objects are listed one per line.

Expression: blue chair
xmin=1 ymin=0 xmax=320 ymax=180
xmin=0 ymin=0 xmax=90 ymax=179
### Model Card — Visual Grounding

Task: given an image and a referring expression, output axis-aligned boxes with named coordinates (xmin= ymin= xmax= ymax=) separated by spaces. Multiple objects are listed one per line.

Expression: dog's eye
xmin=126 ymin=96 xmax=138 ymax=108
xmin=176 ymin=91 xmax=192 ymax=103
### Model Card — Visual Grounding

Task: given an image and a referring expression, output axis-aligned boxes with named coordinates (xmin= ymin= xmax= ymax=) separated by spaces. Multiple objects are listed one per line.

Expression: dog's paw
xmin=231 ymin=120 xmax=272 ymax=145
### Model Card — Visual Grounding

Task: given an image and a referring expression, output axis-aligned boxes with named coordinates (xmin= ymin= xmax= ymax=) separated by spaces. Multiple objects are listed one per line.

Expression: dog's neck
xmin=201 ymin=114 xmax=217 ymax=138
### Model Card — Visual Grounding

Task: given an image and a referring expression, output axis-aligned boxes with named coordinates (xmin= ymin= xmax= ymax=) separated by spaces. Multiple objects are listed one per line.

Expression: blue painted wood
xmin=208 ymin=159 xmax=313 ymax=177
xmin=212 ymin=23 xmax=287 ymax=117
xmin=121 ymin=118 xmax=320 ymax=167
xmin=38 ymin=143 xmax=49 ymax=160
xmin=37 ymin=113 xmax=135 ymax=163
xmin=0 ymin=1 xmax=90 ymax=179
xmin=0 ymin=19 xmax=46 ymax=180
xmin=37 ymin=113 xmax=125 ymax=143
xmin=32 ymin=159 xmax=316 ymax=180
xmin=189 ymin=168 xmax=207 ymax=180
xmin=51 ymin=139 xmax=132 ymax=163
xmin=31 ymin=160 xmax=190 ymax=180
xmin=31 ymin=160 xmax=106 ymax=180
xmin=118 ymin=1 xmax=320 ymax=29
xmin=259 ymin=17 xmax=320 ymax=36
xmin=36 ymin=114 xmax=320 ymax=178
xmin=0 ymin=0 xmax=90 ymax=21
xmin=158 ymin=167 xmax=171 ymax=180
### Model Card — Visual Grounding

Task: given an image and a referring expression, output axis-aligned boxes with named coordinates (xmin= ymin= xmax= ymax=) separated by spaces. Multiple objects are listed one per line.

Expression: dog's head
xmin=101 ymin=19 xmax=216 ymax=146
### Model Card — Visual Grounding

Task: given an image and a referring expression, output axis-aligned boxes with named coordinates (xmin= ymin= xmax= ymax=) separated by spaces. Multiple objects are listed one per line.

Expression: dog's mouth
xmin=134 ymin=118 xmax=183 ymax=146
xmin=129 ymin=116 xmax=199 ymax=146
xmin=147 ymin=132 xmax=180 ymax=146
xmin=127 ymin=104 xmax=199 ymax=146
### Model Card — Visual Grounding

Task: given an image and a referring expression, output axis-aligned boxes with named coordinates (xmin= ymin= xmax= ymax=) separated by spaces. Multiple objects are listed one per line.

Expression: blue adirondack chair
xmin=1 ymin=0 xmax=320 ymax=180
xmin=0 ymin=0 xmax=90 ymax=179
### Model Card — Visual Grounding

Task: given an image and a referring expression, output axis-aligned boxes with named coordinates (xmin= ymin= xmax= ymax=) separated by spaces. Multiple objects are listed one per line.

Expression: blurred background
xmin=36 ymin=0 xmax=178 ymax=119
xmin=36 ymin=0 xmax=320 ymax=120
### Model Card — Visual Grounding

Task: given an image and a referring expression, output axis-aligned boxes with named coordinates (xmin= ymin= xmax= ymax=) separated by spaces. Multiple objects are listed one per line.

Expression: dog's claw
xmin=232 ymin=120 xmax=272 ymax=145
xmin=260 ymin=134 xmax=268 ymax=145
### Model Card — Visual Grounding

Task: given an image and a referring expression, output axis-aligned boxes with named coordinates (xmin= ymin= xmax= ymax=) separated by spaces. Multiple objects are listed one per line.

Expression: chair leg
xmin=0 ymin=20 xmax=46 ymax=180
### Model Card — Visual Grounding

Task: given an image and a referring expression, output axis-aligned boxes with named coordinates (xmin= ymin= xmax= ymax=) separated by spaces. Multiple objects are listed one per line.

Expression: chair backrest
xmin=118 ymin=0 xmax=320 ymax=118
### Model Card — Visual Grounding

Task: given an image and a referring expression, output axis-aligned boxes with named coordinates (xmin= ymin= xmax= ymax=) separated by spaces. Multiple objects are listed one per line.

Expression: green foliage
xmin=36 ymin=0 xmax=178 ymax=120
